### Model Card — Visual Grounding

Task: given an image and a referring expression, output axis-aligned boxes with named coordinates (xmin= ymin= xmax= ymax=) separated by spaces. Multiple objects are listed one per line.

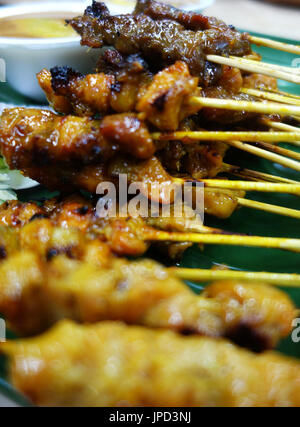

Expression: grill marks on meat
xmin=38 ymin=58 xmax=254 ymax=129
xmin=38 ymin=68 xmax=115 ymax=116
xmin=69 ymin=1 xmax=252 ymax=84
xmin=38 ymin=53 xmax=152 ymax=117
xmin=136 ymin=61 xmax=200 ymax=130
xmin=0 ymin=108 xmax=115 ymax=168
xmin=0 ymin=108 xmax=155 ymax=174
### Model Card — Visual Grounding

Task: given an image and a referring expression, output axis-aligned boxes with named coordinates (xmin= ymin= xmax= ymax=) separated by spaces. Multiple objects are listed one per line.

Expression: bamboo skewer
xmin=200 ymin=180 xmax=300 ymax=195
xmin=152 ymin=130 xmax=300 ymax=144
xmin=223 ymin=163 xmax=299 ymax=184
xmin=234 ymin=57 xmax=300 ymax=76
xmin=174 ymin=175 xmax=300 ymax=218
xmin=189 ymin=96 xmax=300 ymax=116
xmin=223 ymin=140 xmax=300 ymax=172
xmin=262 ymin=119 xmax=300 ymax=133
xmin=206 ymin=54 xmax=300 ymax=84
xmin=241 ymin=87 xmax=300 ymax=106
xmin=173 ymin=268 xmax=300 ymax=287
xmin=262 ymin=120 xmax=300 ymax=147
xmin=144 ymin=230 xmax=300 ymax=253
xmin=249 ymin=35 xmax=300 ymax=56
xmin=267 ymin=89 xmax=300 ymax=101
xmin=237 ymin=197 xmax=300 ymax=219
xmin=245 ymin=140 xmax=300 ymax=161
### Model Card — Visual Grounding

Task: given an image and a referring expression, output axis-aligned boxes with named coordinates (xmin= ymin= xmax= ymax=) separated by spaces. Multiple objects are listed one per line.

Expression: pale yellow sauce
xmin=0 ymin=17 xmax=77 ymax=39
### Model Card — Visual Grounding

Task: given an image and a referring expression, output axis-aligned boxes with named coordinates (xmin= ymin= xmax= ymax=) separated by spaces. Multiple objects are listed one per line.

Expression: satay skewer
xmin=235 ymin=58 xmax=300 ymax=76
xmin=223 ymin=163 xmax=299 ymax=184
xmin=262 ymin=120 xmax=300 ymax=147
xmin=206 ymin=55 xmax=300 ymax=84
xmin=241 ymin=87 xmax=300 ymax=106
xmin=243 ymin=140 xmax=300 ymax=161
xmin=152 ymin=131 xmax=300 ymax=144
xmin=173 ymin=176 xmax=300 ymax=218
xmin=266 ymin=89 xmax=300 ymax=101
xmin=189 ymin=96 xmax=300 ymax=116
xmin=197 ymin=180 xmax=300 ymax=195
xmin=237 ymin=198 xmax=300 ymax=220
xmin=224 ymin=140 xmax=300 ymax=172
xmin=143 ymin=229 xmax=300 ymax=253
xmin=249 ymin=35 xmax=300 ymax=56
xmin=174 ymin=268 xmax=300 ymax=287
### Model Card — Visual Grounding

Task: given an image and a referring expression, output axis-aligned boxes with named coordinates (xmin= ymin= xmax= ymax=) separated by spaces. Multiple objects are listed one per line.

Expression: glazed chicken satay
xmin=38 ymin=58 xmax=256 ymax=129
xmin=38 ymin=61 xmax=200 ymax=130
xmin=38 ymin=52 xmax=153 ymax=117
xmin=2 ymin=320 xmax=300 ymax=407
xmin=37 ymin=67 xmax=115 ymax=116
xmin=0 ymin=190 xmax=243 ymax=263
xmin=0 ymin=248 xmax=296 ymax=351
xmin=0 ymin=107 xmax=155 ymax=170
xmin=0 ymin=107 xmax=242 ymax=216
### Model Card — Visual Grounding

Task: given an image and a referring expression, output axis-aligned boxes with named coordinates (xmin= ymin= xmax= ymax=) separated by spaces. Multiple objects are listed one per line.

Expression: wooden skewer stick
xmin=245 ymin=140 xmax=300 ymax=161
xmin=234 ymin=57 xmax=300 ymax=76
xmin=223 ymin=163 xmax=299 ymax=184
xmin=173 ymin=268 xmax=300 ymax=287
xmin=237 ymin=197 xmax=300 ymax=219
xmin=174 ymin=174 xmax=300 ymax=216
xmin=291 ymin=115 xmax=300 ymax=123
xmin=262 ymin=119 xmax=300 ymax=133
xmin=224 ymin=140 xmax=300 ymax=172
xmin=241 ymin=87 xmax=300 ymax=106
xmin=200 ymin=180 xmax=300 ymax=195
xmin=262 ymin=120 xmax=300 ymax=147
xmin=206 ymin=54 xmax=300 ymax=84
xmin=249 ymin=35 xmax=300 ymax=56
xmin=189 ymin=96 xmax=300 ymax=116
xmin=143 ymin=230 xmax=300 ymax=253
xmin=227 ymin=141 xmax=300 ymax=172
xmin=152 ymin=130 xmax=300 ymax=144
xmin=267 ymin=89 xmax=300 ymax=101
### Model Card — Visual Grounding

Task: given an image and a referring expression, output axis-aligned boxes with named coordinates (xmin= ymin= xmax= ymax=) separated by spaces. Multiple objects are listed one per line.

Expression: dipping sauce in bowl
xmin=0 ymin=17 xmax=77 ymax=39
xmin=0 ymin=2 xmax=108 ymax=101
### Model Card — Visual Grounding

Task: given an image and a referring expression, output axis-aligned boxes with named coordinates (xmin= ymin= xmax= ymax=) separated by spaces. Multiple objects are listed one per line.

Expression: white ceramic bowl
xmin=0 ymin=2 xmax=118 ymax=101
xmin=0 ymin=1 xmax=214 ymax=102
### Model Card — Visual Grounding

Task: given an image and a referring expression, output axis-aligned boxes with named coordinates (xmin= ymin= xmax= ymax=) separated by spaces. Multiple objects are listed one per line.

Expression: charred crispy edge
xmin=46 ymin=246 xmax=77 ymax=261
xmin=226 ymin=323 xmax=271 ymax=353
xmin=84 ymin=1 xmax=110 ymax=18
xmin=50 ymin=66 xmax=83 ymax=93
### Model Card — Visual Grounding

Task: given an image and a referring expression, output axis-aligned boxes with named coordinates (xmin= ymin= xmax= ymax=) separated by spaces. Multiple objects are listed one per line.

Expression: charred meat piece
xmin=38 ymin=55 xmax=153 ymax=116
xmin=158 ymin=140 xmax=228 ymax=179
xmin=37 ymin=67 xmax=115 ymax=116
xmin=69 ymin=2 xmax=252 ymax=83
xmin=99 ymin=50 xmax=153 ymax=113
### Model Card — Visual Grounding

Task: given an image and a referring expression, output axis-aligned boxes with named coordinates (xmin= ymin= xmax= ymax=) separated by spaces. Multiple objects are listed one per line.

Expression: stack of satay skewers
xmin=1 ymin=0 xmax=300 ymax=407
